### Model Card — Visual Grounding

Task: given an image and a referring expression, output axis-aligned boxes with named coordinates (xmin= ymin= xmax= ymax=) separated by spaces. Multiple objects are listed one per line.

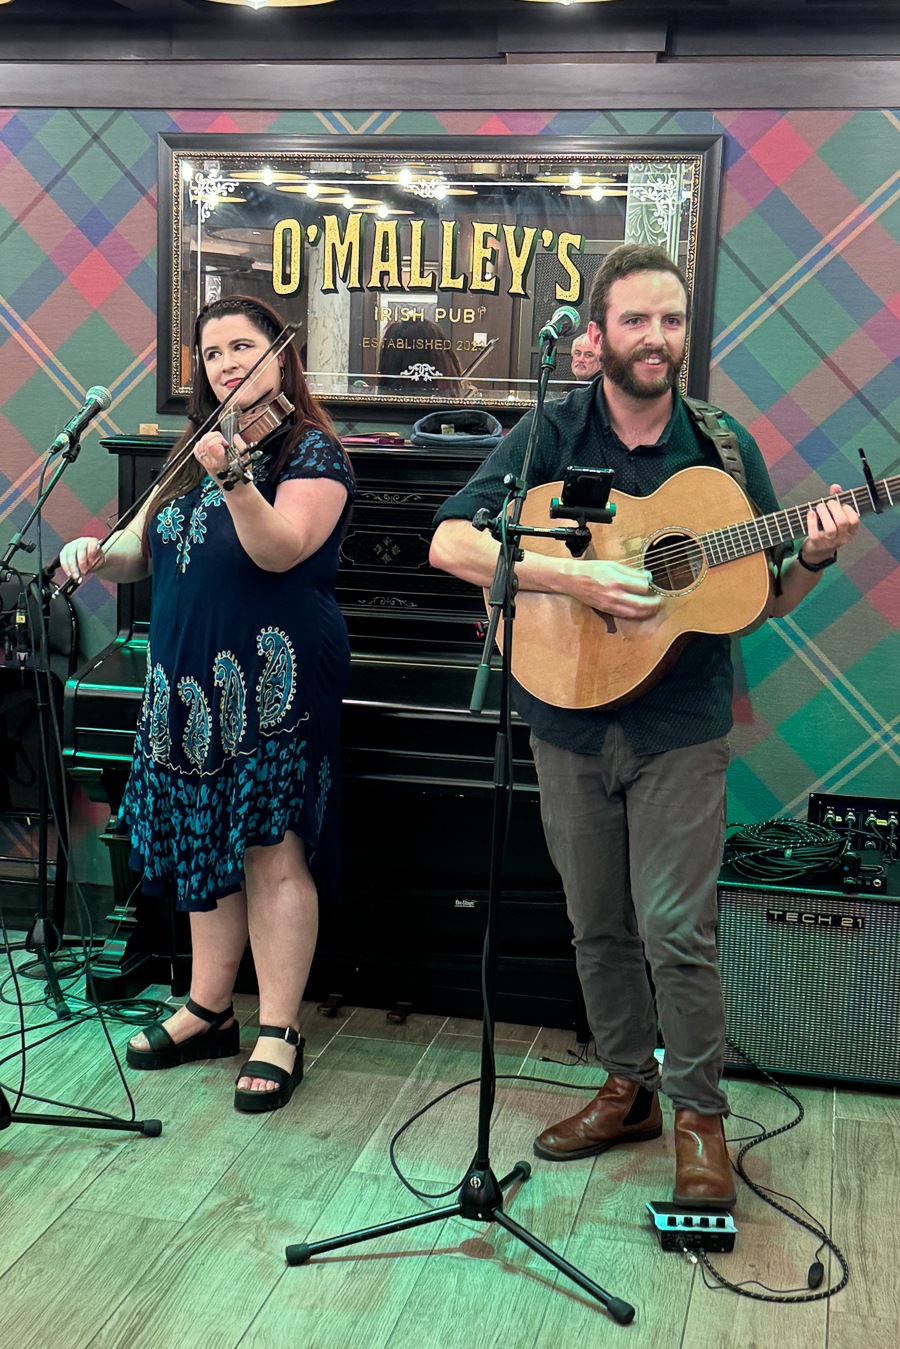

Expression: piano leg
xmin=83 ymin=819 xmax=173 ymax=1003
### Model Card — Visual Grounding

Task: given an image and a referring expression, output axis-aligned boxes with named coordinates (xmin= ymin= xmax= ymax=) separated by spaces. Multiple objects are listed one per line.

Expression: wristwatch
xmin=797 ymin=548 xmax=837 ymax=573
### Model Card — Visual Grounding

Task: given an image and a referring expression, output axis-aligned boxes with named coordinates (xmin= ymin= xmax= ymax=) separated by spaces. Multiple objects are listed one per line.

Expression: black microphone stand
xmin=284 ymin=332 xmax=635 ymax=1325
xmin=0 ymin=430 xmax=162 ymax=1141
xmin=1 ymin=435 xmax=89 ymax=1019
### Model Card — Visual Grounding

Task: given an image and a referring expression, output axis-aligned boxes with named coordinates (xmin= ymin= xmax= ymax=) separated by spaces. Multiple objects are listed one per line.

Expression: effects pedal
xmin=646 ymin=1201 xmax=737 ymax=1253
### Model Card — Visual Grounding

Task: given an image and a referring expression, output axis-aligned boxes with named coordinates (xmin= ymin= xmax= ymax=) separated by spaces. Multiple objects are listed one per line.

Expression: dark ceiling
xmin=1 ymin=0 xmax=899 ymax=64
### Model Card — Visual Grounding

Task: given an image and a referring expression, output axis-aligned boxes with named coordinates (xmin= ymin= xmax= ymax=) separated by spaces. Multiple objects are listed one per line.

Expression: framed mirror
xmin=157 ymin=134 xmax=722 ymax=414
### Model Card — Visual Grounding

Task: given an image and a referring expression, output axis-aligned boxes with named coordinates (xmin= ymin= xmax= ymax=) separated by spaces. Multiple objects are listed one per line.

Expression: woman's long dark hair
xmin=141 ymin=295 xmax=351 ymax=555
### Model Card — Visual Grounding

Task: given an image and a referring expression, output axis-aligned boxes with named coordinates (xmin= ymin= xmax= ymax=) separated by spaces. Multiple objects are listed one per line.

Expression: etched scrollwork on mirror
xmin=157 ymin=134 xmax=722 ymax=414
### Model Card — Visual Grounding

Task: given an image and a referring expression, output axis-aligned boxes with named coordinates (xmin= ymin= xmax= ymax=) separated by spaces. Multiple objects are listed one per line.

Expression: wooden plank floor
xmin=0 ymin=969 xmax=896 ymax=1349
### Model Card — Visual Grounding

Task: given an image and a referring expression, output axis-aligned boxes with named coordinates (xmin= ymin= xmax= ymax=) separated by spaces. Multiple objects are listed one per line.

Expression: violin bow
xmin=56 ymin=321 xmax=301 ymax=595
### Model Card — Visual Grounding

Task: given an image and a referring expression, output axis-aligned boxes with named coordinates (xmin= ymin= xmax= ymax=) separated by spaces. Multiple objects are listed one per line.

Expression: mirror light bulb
xmin=568 ymin=170 xmax=582 ymax=189
xmin=260 ymin=165 xmax=275 ymax=186
xmin=398 ymin=167 xmax=413 ymax=186
xmin=342 ymin=192 xmax=355 ymax=209
xmin=591 ymin=183 xmax=605 ymax=201
xmin=305 ymin=181 xmax=320 ymax=199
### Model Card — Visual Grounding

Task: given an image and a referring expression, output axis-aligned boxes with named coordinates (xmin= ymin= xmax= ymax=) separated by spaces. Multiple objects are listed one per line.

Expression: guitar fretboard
xmin=702 ymin=474 xmax=900 ymax=567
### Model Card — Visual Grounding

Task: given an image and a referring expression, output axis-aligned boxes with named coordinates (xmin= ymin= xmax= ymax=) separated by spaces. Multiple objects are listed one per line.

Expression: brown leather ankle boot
xmin=534 ymin=1074 xmax=663 ymax=1161
xmin=673 ymin=1109 xmax=736 ymax=1208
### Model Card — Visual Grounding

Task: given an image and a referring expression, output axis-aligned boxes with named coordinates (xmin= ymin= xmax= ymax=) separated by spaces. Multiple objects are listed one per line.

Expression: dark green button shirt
xmin=433 ymin=379 xmax=783 ymax=757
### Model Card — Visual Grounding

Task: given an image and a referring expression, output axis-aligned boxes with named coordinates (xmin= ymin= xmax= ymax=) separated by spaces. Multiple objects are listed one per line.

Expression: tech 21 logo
xmin=766 ymin=908 xmax=865 ymax=931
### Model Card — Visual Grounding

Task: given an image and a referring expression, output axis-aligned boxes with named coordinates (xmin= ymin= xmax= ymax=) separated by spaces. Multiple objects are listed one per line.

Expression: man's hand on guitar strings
xmin=801 ymin=483 xmax=859 ymax=565
xmin=565 ymin=558 xmax=662 ymax=620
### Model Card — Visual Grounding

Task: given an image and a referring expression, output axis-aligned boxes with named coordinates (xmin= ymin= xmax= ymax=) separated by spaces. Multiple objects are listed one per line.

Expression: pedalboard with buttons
xmin=646 ymin=1202 xmax=737 ymax=1252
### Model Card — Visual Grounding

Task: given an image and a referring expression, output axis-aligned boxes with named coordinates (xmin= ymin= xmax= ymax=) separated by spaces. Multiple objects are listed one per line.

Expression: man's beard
xmin=600 ymin=338 xmax=684 ymax=399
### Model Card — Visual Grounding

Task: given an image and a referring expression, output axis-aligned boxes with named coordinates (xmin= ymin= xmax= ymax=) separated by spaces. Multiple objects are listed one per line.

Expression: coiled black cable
xmin=723 ymin=818 xmax=844 ymax=881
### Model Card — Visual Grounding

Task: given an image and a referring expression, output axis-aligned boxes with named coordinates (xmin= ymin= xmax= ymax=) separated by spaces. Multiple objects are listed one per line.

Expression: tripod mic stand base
xmin=7 ymin=1108 xmax=162 ymax=1136
xmin=285 ymin=1159 xmax=635 ymax=1325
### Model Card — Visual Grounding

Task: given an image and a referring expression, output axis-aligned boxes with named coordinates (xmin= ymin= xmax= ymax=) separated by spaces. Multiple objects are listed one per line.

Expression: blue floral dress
xmin=119 ymin=424 xmax=355 ymax=911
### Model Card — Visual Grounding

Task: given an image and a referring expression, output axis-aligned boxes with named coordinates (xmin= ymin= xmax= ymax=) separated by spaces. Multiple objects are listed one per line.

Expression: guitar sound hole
xmin=644 ymin=532 xmax=705 ymax=595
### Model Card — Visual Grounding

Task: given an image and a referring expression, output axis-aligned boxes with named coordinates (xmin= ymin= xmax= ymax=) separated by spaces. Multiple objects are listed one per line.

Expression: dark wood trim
xmin=1 ymin=59 xmax=900 ymax=110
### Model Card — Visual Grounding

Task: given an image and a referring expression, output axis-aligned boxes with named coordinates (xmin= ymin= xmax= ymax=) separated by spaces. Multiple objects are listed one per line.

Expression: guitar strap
xmin=683 ymin=394 xmax=791 ymax=586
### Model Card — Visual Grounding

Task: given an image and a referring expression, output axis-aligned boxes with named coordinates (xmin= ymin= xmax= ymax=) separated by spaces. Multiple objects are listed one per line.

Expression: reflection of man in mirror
xmin=377 ymin=318 xmax=467 ymax=398
xmin=570 ymin=333 xmax=602 ymax=383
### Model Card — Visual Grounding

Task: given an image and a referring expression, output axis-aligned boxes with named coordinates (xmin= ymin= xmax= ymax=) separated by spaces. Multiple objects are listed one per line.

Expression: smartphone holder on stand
xmin=549 ymin=467 xmax=617 ymax=558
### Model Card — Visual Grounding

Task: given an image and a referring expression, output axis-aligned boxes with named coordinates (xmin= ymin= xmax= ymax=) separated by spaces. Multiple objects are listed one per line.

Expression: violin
xmin=216 ymin=391 xmax=295 ymax=491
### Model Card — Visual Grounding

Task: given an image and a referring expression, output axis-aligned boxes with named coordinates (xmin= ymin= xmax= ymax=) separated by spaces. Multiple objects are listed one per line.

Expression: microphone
xmin=538 ymin=305 xmax=581 ymax=344
xmin=51 ymin=386 xmax=111 ymax=452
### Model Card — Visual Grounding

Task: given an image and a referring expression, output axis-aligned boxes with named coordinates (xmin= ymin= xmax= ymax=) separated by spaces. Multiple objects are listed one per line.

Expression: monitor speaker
xmin=717 ymin=878 xmax=900 ymax=1087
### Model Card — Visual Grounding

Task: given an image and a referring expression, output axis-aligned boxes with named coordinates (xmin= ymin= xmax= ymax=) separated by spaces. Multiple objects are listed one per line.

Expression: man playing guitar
xmin=429 ymin=243 xmax=858 ymax=1208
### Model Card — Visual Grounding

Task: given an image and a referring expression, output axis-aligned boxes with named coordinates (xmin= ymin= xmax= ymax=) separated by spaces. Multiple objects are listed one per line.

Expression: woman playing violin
xmin=60 ymin=295 xmax=355 ymax=1112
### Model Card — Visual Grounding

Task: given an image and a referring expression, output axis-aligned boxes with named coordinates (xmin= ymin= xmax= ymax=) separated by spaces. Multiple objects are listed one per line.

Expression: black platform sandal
xmin=233 ymin=1025 xmax=305 ymax=1114
xmin=126 ymin=997 xmax=240 ymax=1071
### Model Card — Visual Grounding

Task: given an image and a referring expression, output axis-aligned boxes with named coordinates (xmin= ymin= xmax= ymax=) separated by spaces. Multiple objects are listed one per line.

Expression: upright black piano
xmin=63 ymin=436 xmax=582 ymax=1029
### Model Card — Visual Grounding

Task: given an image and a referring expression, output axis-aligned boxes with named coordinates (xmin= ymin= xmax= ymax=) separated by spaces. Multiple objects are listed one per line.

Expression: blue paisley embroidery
xmin=213 ymin=651 xmax=247 ymax=758
xmin=189 ymin=508 xmax=208 ymax=547
xmin=201 ymin=479 xmax=225 ymax=508
xmin=316 ymin=757 xmax=331 ymax=835
xmin=164 ymin=482 xmax=226 ymax=573
xmin=256 ymin=627 xmax=296 ymax=729
xmin=148 ymin=664 xmax=171 ymax=764
xmin=139 ymin=650 xmax=152 ymax=730
xmin=178 ymin=677 xmax=212 ymax=771
xmin=157 ymin=505 xmax=184 ymax=545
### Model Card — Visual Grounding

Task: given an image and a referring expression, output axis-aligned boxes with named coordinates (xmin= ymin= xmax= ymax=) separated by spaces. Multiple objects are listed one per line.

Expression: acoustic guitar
xmin=497 ymin=464 xmax=898 ymax=710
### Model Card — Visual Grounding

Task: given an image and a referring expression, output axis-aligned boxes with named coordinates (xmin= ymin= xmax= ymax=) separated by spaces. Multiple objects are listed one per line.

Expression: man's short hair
xmin=588 ymin=244 xmax=691 ymax=331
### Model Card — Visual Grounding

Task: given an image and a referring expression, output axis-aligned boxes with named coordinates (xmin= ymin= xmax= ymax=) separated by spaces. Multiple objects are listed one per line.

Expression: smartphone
xmin=560 ymin=466 xmax=615 ymax=511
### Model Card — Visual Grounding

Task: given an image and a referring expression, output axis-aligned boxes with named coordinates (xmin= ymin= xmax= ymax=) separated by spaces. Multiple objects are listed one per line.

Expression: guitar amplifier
xmin=717 ymin=872 xmax=900 ymax=1086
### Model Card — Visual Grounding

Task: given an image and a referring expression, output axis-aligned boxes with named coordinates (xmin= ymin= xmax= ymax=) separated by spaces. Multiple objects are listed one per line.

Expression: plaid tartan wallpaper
xmin=1 ymin=105 xmax=899 ymax=867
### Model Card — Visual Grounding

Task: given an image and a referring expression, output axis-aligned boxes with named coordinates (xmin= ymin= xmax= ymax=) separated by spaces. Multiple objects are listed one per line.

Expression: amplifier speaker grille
xmin=717 ymin=881 xmax=900 ymax=1086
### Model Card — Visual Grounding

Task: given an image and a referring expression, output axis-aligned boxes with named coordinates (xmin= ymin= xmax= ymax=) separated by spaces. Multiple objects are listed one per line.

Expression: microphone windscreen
xmin=86 ymin=385 xmax=112 ymax=411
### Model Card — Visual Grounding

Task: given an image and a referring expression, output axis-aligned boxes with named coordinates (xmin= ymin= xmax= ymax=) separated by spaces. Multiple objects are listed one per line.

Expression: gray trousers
xmin=531 ymin=725 xmax=730 ymax=1115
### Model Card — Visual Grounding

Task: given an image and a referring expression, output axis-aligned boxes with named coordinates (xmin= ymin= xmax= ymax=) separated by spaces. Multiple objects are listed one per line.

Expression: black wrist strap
xmin=797 ymin=549 xmax=837 ymax=573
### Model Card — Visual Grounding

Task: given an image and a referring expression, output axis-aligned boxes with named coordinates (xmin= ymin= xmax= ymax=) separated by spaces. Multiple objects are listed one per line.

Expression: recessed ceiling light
xmin=206 ymin=1 xmax=337 ymax=9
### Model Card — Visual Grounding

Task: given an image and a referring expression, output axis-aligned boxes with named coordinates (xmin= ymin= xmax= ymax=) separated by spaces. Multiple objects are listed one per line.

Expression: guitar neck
xmin=703 ymin=473 xmax=900 ymax=566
